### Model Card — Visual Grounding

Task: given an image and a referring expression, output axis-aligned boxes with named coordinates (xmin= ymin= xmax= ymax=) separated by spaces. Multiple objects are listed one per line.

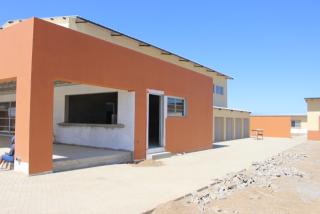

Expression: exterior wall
xmin=0 ymin=18 xmax=213 ymax=174
xmin=213 ymin=76 xmax=228 ymax=107
xmin=306 ymin=100 xmax=320 ymax=131
xmin=250 ymin=116 xmax=291 ymax=138
xmin=290 ymin=115 xmax=307 ymax=134
xmin=306 ymin=99 xmax=320 ymax=141
xmin=213 ymin=108 xmax=250 ymax=142
xmin=53 ymin=84 xmax=135 ymax=151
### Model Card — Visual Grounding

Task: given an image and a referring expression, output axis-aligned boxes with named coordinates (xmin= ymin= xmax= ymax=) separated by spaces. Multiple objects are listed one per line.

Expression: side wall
xmin=250 ymin=116 xmax=291 ymax=138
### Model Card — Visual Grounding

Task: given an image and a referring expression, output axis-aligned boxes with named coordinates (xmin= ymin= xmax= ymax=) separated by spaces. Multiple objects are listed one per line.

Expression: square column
xmin=133 ymin=89 xmax=147 ymax=160
xmin=14 ymin=76 xmax=54 ymax=175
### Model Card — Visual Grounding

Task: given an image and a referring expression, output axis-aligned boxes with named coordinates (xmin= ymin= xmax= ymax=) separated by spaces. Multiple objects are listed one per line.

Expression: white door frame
xmin=146 ymin=89 xmax=166 ymax=154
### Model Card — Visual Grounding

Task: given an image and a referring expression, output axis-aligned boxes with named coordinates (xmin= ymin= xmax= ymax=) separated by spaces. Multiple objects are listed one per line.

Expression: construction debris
xmin=186 ymin=152 xmax=307 ymax=211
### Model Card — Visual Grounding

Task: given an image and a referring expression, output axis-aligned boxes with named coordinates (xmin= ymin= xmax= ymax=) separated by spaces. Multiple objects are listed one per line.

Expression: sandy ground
xmin=152 ymin=142 xmax=320 ymax=214
xmin=0 ymin=137 xmax=305 ymax=213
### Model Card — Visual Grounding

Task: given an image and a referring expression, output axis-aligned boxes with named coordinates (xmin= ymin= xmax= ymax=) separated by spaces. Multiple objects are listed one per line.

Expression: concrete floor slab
xmin=0 ymin=136 xmax=133 ymax=172
xmin=0 ymin=136 xmax=306 ymax=214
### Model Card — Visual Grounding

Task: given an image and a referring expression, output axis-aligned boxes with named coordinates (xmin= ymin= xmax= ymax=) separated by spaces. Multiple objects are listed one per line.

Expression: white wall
xmin=290 ymin=128 xmax=307 ymax=134
xmin=306 ymin=100 xmax=320 ymax=131
xmin=53 ymin=85 xmax=135 ymax=151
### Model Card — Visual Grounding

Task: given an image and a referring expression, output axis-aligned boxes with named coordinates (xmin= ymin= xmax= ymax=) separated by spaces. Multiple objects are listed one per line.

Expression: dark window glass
xmin=66 ymin=92 xmax=118 ymax=124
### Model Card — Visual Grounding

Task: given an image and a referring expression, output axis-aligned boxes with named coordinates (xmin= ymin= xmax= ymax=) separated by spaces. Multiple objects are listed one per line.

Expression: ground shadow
xmin=212 ymin=143 xmax=229 ymax=149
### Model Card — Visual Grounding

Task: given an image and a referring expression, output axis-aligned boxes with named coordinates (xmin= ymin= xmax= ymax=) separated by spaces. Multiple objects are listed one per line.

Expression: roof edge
xmin=74 ymin=16 xmax=233 ymax=80
xmin=213 ymin=106 xmax=251 ymax=113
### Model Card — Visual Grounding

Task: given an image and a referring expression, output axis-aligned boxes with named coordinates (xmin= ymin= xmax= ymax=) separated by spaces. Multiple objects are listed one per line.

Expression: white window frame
xmin=167 ymin=96 xmax=187 ymax=117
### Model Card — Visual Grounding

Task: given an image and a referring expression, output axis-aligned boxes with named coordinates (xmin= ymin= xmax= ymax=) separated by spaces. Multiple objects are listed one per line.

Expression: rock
xmin=185 ymin=152 xmax=307 ymax=208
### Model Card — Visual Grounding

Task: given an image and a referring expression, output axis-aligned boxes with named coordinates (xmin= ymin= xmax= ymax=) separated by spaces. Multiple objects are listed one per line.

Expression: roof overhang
xmin=305 ymin=97 xmax=320 ymax=102
xmin=213 ymin=106 xmax=251 ymax=113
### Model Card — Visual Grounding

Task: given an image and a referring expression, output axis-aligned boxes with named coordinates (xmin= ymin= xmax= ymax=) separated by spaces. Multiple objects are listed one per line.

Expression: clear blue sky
xmin=1 ymin=0 xmax=319 ymax=115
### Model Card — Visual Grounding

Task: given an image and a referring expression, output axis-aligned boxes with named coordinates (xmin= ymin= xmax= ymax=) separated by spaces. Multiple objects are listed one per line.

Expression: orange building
xmin=0 ymin=16 xmax=234 ymax=175
xmin=250 ymin=115 xmax=308 ymax=138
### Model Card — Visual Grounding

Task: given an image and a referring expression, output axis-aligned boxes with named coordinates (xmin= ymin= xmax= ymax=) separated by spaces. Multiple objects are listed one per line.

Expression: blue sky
xmin=1 ymin=0 xmax=319 ymax=114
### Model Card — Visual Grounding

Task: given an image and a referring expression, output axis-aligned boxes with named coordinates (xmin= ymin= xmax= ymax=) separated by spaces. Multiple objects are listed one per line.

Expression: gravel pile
xmin=186 ymin=152 xmax=307 ymax=212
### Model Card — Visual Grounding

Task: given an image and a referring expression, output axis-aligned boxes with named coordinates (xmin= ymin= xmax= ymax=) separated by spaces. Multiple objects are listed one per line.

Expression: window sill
xmin=58 ymin=123 xmax=125 ymax=129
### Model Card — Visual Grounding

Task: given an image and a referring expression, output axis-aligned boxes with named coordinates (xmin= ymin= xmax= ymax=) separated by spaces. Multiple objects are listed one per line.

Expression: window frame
xmin=167 ymin=96 xmax=187 ymax=117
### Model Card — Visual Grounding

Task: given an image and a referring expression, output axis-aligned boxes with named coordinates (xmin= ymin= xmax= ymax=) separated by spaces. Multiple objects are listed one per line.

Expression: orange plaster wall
xmin=308 ymin=131 xmax=320 ymax=141
xmin=0 ymin=20 xmax=35 ymax=171
xmin=250 ymin=116 xmax=291 ymax=138
xmin=0 ymin=18 xmax=213 ymax=173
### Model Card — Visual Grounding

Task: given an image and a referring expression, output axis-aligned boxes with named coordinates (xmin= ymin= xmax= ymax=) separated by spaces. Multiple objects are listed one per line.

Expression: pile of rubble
xmin=187 ymin=152 xmax=307 ymax=211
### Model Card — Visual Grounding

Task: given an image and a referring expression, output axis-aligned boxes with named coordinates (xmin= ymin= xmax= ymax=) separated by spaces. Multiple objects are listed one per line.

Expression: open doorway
xmin=148 ymin=94 xmax=163 ymax=150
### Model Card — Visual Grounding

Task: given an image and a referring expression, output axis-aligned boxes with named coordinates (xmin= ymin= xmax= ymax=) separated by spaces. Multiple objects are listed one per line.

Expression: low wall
xmin=250 ymin=116 xmax=291 ymax=138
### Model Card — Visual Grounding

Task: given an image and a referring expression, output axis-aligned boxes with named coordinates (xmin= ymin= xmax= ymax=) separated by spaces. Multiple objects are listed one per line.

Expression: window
xmin=215 ymin=85 xmax=224 ymax=95
xmin=291 ymin=120 xmax=301 ymax=128
xmin=167 ymin=97 xmax=186 ymax=117
xmin=66 ymin=92 xmax=118 ymax=124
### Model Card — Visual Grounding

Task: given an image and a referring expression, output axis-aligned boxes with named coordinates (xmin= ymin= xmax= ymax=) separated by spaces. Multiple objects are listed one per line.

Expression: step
xmin=147 ymin=152 xmax=172 ymax=160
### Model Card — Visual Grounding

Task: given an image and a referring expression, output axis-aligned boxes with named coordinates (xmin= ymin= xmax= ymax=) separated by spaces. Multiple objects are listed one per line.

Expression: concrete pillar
xmin=14 ymin=76 xmax=54 ymax=175
xmin=133 ymin=89 xmax=147 ymax=161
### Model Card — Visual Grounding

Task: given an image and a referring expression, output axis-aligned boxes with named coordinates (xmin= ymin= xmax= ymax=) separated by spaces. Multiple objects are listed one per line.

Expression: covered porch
xmin=0 ymin=136 xmax=132 ymax=172
xmin=0 ymin=81 xmax=135 ymax=172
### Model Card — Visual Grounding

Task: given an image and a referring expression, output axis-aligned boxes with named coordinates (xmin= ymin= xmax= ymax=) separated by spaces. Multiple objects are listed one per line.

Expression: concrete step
xmin=148 ymin=152 xmax=172 ymax=160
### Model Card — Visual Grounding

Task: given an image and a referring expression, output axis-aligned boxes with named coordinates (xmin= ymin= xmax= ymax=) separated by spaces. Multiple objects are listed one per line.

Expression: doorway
xmin=148 ymin=94 xmax=163 ymax=150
